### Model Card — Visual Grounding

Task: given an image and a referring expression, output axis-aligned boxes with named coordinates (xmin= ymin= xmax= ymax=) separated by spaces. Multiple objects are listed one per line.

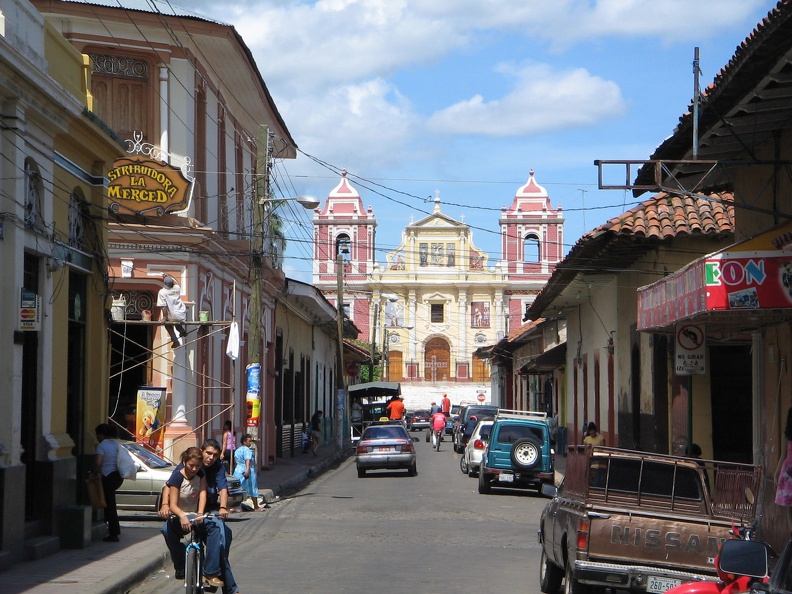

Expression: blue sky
xmin=189 ymin=0 xmax=773 ymax=283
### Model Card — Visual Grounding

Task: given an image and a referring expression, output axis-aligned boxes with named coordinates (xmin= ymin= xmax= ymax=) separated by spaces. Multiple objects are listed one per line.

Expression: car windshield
xmin=123 ymin=442 xmax=171 ymax=468
xmin=413 ymin=410 xmax=429 ymax=418
xmin=362 ymin=426 xmax=408 ymax=440
xmin=496 ymin=423 xmax=544 ymax=443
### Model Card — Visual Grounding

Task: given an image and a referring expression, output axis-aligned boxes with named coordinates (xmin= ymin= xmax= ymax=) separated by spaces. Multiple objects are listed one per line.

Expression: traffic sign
xmin=675 ymin=323 xmax=705 ymax=375
xmin=477 ymin=393 xmax=486 ymax=402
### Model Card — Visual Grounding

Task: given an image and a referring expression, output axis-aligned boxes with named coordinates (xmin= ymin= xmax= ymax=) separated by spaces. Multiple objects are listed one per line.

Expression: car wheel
xmin=425 ymin=431 xmax=430 ymax=443
xmin=407 ymin=463 xmax=417 ymax=477
xmin=460 ymin=455 xmax=469 ymax=475
xmin=511 ymin=437 xmax=542 ymax=470
xmin=478 ymin=469 xmax=492 ymax=494
xmin=564 ymin=558 xmax=591 ymax=594
xmin=357 ymin=467 xmax=366 ymax=478
xmin=540 ymin=549 xmax=564 ymax=593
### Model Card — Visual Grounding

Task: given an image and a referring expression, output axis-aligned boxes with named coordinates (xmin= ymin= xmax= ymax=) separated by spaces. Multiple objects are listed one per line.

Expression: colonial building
xmin=34 ymin=0 xmax=304 ymax=474
xmin=313 ymin=171 xmax=563 ymax=407
xmin=0 ymin=0 xmax=122 ymax=567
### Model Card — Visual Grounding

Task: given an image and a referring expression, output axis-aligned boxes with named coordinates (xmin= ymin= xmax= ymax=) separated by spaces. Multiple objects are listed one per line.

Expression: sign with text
xmin=19 ymin=288 xmax=41 ymax=331
xmin=675 ymin=323 xmax=705 ymax=375
xmin=107 ymin=156 xmax=193 ymax=216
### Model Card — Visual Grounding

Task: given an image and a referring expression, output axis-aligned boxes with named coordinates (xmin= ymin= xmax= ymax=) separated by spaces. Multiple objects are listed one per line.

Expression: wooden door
xmin=424 ymin=337 xmax=450 ymax=381
xmin=388 ymin=351 xmax=403 ymax=382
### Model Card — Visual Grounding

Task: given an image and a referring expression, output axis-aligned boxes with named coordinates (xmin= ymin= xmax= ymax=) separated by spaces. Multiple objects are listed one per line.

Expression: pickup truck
xmin=538 ymin=445 xmax=761 ymax=594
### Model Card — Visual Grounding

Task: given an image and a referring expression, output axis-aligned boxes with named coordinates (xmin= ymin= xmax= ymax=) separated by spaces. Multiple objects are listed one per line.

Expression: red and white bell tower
xmin=500 ymin=170 xmax=564 ymax=328
xmin=312 ymin=172 xmax=377 ymax=338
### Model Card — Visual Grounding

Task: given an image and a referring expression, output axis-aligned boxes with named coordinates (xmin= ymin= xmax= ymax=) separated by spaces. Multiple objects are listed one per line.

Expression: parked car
xmin=453 ymin=404 xmax=499 ymax=452
xmin=407 ymin=409 xmax=431 ymax=431
xmin=356 ymin=422 xmax=417 ymax=477
xmin=478 ymin=409 xmax=553 ymax=495
xmin=116 ymin=441 xmax=245 ymax=512
xmin=460 ymin=419 xmax=493 ymax=477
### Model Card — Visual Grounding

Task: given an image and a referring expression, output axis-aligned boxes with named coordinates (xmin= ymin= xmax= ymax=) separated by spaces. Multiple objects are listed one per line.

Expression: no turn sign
xmin=477 ymin=393 xmax=486 ymax=402
xmin=675 ymin=323 xmax=705 ymax=375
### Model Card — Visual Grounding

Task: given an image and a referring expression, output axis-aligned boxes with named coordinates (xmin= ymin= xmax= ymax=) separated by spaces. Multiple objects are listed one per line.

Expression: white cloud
xmin=427 ymin=63 xmax=626 ymax=136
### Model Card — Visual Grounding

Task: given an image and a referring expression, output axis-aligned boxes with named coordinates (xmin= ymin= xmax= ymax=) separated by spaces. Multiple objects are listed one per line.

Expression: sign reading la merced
xmin=107 ymin=156 xmax=193 ymax=216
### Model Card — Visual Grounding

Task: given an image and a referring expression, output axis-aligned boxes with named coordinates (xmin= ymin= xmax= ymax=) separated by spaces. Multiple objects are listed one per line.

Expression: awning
xmin=520 ymin=343 xmax=567 ymax=374
xmin=348 ymin=381 xmax=401 ymax=399
xmin=637 ymin=220 xmax=792 ymax=333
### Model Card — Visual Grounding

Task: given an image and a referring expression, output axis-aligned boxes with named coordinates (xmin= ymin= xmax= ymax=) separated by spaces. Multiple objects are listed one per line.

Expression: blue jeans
xmin=162 ymin=517 xmax=238 ymax=593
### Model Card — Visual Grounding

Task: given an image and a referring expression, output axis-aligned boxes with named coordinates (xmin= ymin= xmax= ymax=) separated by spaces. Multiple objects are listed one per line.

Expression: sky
xmin=185 ymin=0 xmax=775 ymax=283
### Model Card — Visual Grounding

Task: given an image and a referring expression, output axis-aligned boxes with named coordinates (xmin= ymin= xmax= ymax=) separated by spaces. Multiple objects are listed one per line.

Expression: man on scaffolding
xmin=157 ymin=274 xmax=188 ymax=348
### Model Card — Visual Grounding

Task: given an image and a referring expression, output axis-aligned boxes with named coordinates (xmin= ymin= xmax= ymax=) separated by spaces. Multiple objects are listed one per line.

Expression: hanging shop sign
xmin=135 ymin=387 xmax=167 ymax=456
xmin=246 ymin=363 xmax=261 ymax=428
xmin=107 ymin=156 xmax=193 ymax=216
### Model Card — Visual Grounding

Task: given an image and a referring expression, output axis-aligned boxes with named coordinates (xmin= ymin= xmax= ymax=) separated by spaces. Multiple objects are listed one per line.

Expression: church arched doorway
xmin=424 ymin=337 xmax=450 ymax=382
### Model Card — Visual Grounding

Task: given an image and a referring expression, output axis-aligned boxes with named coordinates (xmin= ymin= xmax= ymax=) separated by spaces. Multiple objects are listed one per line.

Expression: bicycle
xmin=178 ymin=512 xmax=223 ymax=594
xmin=432 ymin=428 xmax=442 ymax=452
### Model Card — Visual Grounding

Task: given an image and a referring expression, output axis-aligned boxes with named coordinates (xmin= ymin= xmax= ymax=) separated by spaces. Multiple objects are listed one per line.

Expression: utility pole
xmin=246 ymin=125 xmax=270 ymax=446
xmin=335 ymin=253 xmax=346 ymax=449
xmin=369 ymin=302 xmax=379 ymax=381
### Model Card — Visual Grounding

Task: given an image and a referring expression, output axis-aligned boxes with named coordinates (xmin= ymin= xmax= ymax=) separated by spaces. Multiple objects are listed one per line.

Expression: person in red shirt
xmin=441 ymin=394 xmax=451 ymax=415
xmin=386 ymin=396 xmax=405 ymax=421
xmin=431 ymin=410 xmax=446 ymax=449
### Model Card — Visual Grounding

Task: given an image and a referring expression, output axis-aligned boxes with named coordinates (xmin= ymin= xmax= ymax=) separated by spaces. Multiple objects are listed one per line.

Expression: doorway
xmin=709 ymin=344 xmax=752 ymax=463
xmin=424 ymin=337 xmax=450 ymax=382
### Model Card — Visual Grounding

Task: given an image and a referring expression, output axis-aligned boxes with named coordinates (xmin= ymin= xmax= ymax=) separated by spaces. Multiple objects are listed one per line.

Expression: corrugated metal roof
xmin=61 ymin=0 xmax=223 ymax=24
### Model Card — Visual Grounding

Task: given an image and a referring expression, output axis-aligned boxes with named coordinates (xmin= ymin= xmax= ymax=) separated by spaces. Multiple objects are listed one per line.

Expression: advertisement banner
xmin=136 ymin=387 xmax=167 ymax=455
xmin=246 ymin=363 xmax=261 ymax=428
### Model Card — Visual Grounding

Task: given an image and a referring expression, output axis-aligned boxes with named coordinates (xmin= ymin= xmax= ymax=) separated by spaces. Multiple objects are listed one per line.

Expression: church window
xmin=523 ymin=233 xmax=540 ymax=263
xmin=430 ymin=303 xmax=444 ymax=323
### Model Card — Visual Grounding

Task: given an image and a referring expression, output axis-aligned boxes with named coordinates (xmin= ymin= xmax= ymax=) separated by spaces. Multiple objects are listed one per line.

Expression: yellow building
xmin=0 ymin=1 xmax=121 ymax=567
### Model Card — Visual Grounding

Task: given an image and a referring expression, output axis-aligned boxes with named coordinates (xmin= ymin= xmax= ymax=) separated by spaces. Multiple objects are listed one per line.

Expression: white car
xmin=116 ymin=441 xmax=244 ymax=512
xmin=459 ymin=420 xmax=493 ymax=477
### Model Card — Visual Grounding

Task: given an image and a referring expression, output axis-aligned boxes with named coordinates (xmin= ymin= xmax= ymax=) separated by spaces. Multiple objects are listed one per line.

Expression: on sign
xmin=477 ymin=393 xmax=486 ymax=402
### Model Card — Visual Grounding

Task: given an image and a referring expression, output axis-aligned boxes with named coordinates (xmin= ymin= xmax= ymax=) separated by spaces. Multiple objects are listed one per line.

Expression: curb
xmin=84 ymin=551 xmax=168 ymax=594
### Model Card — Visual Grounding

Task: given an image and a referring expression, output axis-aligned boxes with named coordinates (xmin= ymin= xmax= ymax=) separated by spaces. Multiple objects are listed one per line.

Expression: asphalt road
xmin=128 ymin=433 xmax=550 ymax=594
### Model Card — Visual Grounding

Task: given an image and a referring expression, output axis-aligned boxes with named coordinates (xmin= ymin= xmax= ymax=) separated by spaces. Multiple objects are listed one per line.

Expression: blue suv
xmin=478 ymin=410 xmax=554 ymax=495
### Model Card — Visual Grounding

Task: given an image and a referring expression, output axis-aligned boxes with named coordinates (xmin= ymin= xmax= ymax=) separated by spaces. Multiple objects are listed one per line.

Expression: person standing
xmin=94 ymin=423 xmax=124 ymax=542
xmin=441 ymin=393 xmax=451 ymax=415
xmin=233 ymin=434 xmax=261 ymax=511
xmin=157 ymin=274 xmax=188 ymax=348
xmin=583 ymin=422 xmax=605 ymax=446
xmin=429 ymin=401 xmax=440 ymax=414
xmin=309 ymin=410 xmax=323 ymax=457
xmin=386 ymin=396 xmax=405 ymax=421
xmin=775 ymin=407 xmax=792 ymax=535
xmin=220 ymin=420 xmax=236 ymax=472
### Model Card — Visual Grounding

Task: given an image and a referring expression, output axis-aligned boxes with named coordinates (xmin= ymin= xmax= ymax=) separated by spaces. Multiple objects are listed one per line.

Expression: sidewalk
xmin=5 ymin=444 xmax=347 ymax=594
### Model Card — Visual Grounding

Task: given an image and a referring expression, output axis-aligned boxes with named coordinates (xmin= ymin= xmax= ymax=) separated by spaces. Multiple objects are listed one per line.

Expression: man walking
xmin=157 ymin=274 xmax=188 ymax=348
xmin=441 ymin=393 xmax=451 ymax=415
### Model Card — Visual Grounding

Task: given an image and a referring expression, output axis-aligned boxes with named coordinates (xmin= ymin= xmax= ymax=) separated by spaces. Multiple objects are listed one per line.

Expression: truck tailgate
xmin=586 ymin=511 xmax=729 ymax=573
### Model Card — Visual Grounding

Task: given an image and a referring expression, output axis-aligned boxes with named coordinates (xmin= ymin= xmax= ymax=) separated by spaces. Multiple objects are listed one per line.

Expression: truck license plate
xmin=498 ymin=473 xmax=514 ymax=483
xmin=647 ymin=576 xmax=681 ymax=593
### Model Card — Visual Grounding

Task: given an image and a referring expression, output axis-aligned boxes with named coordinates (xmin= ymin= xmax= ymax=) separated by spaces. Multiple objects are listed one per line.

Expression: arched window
xmin=336 ymin=233 xmax=352 ymax=262
xmin=523 ymin=233 xmax=540 ymax=263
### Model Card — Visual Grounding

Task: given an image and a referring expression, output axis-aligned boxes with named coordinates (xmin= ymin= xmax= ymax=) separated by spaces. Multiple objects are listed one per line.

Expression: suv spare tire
xmin=510 ymin=437 xmax=542 ymax=470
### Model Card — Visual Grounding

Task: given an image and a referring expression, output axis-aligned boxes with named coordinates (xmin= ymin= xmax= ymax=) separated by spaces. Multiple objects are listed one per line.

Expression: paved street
xmin=129 ymin=434 xmax=550 ymax=594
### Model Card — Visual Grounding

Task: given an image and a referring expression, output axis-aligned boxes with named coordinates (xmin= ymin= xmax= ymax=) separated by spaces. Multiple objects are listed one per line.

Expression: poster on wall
xmin=246 ymin=363 xmax=261 ymax=427
xmin=136 ymin=387 xmax=166 ymax=455
xmin=470 ymin=301 xmax=490 ymax=328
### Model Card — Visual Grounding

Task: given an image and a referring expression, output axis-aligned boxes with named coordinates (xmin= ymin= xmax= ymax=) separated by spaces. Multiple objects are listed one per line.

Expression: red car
xmin=406 ymin=410 xmax=431 ymax=431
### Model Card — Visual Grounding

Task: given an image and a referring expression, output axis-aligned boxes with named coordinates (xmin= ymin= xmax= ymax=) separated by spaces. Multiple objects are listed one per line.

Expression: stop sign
xmin=477 ymin=393 xmax=485 ymax=402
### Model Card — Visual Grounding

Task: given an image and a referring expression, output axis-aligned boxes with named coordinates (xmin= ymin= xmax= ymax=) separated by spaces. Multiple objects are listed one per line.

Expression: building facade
xmin=313 ymin=171 xmax=563 ymax=407
xmin=0 ymin=0 xmax=122 ymax=567
xmin=34 ymin=0 xmax=300 ymax=473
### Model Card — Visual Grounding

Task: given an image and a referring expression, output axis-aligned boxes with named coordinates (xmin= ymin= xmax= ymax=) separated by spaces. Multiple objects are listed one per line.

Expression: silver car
xmin=116 ymin=441 xmax=244 ymax=511
xmin=356 ymin=423 xmax=417 ymax=477
xmin=459 ymin=420 xmax=493 ymax=477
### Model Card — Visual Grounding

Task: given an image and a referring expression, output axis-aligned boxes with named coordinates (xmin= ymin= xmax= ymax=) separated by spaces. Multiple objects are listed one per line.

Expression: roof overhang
xmin=283 ymin=279 xmax=337 ymax=325
xmin=637 ymin=220 xmax=792 ymax=339
xmin=520 ymin=342 xmax=567 ymax=374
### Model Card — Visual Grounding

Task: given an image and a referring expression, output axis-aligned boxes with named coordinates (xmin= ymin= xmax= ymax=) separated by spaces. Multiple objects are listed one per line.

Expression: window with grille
xmin=430 ymin=303 xmax=444 ymax=323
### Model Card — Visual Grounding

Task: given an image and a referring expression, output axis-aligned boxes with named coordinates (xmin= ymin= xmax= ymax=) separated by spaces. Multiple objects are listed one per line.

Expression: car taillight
xmin=576 ymin=517 xmax=590 ymax=550
xmin=400 ymin=442 xmax=414 ymax=452
xmin=474 ymin=439 xmax=485 ymax=450
xmin=356 ymin=444 xmax=369 ymax=454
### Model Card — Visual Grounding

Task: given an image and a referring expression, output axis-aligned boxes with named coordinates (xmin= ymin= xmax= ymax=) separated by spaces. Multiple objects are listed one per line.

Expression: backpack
xmin=116 ymin=442 xmax=138 ymax=479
